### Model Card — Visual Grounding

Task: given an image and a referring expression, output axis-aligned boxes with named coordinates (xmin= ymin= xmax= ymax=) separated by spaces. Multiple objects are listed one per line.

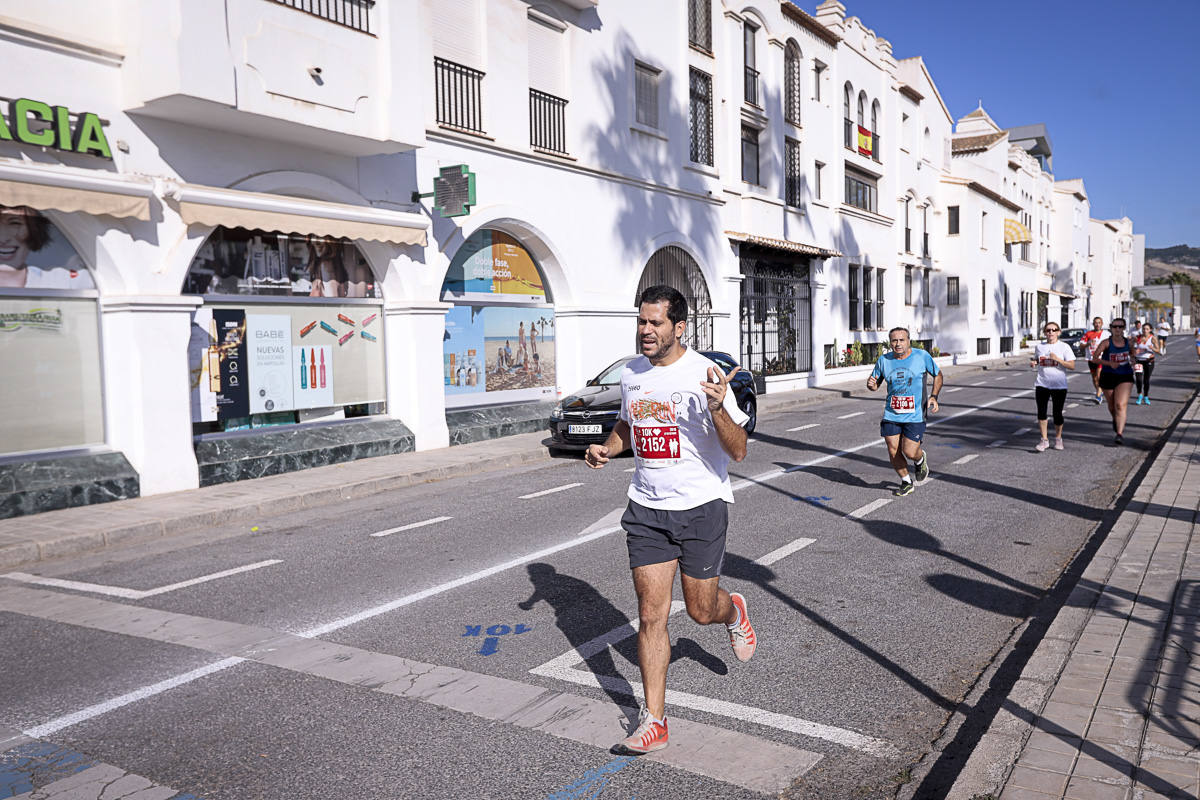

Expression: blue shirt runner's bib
xmin=872 ymin=349 xmax=940 ymax=423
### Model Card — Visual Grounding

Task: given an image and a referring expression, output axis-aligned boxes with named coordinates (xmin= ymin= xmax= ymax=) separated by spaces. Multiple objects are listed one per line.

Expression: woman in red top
xmin=1080 ymin=316 xmax=1107 ymax=404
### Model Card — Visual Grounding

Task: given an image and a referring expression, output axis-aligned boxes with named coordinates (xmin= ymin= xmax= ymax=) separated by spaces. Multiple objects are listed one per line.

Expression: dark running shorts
xmin=1098 ymin=371 xmax=1134 ymax=390
xmin=623 ymin=498 xmax=728 ymax=579
xmin=880 ymin=419 xmax=926 ymax=442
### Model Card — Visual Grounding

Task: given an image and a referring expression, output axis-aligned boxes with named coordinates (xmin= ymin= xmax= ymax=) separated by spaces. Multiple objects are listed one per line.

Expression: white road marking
xmin=25 ymin=657 xmax=244 ymax=738
xmin=837 ymin=411 xmax=866 ymax=419
xmin=1067 ymin=402 xmax=1079 ymax=409
xmin=952 ymin=454 xmax=979 ymax=465
xmin=845 ymin=499 xmax=891 ymax=519
xmin=370 ymin=516 xmax=452 ymax=538
xmin=530 ymin=601 xmax=897 ymax=758
xmin=578 ymin=506 xmax=625 ymax=537
xmin=970 ymin=381 xmax=986 ymax=386
xmin=756 ymin=537 xmax=816 ymax=566
xmin=1011 ymin=427 xmax=1032 ymax=435
xmin=994 ymin=376 xmax=1007 ymax=381
xmin=986 ymin=439 xmax=1006 ymax=448
xmin=2 ymin=560 xmax=282 ymax=600
xmin=624 ymin=467 xmax=636 ymax=472
xmin=788 ymin=423 xmax=821 ymax=432
xmin=943 ymin=387 xmax=963 ymax=393
xmin=519 ymin=482 xmax=583 ymax=499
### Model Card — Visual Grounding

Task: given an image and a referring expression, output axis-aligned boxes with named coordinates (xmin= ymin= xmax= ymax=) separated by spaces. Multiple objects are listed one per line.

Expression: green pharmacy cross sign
xmin=412 ymin=165 xmax=476 ymax=218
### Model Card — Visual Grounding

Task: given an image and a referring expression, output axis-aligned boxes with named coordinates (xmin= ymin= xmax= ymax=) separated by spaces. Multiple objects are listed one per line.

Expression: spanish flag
xmin=857 ymin=125 xmax=873 ymax=157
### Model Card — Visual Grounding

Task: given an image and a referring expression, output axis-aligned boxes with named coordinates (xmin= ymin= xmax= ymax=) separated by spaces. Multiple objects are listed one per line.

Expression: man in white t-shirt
xmin=584 ymin=285 xmax=753 ymax=756
xmin=1156 ymin=318 xmax=1170 ymax=355
xmin=1030 ymin=321 xmax=1076 ymax=451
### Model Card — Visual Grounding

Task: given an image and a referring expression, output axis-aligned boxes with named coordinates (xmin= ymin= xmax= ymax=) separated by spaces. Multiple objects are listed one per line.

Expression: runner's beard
xmin=642 ymin=331 xmax=679 ymax=362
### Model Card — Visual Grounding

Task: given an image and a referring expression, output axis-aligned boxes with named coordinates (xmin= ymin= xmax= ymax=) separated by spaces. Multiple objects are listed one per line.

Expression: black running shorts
xmin=622 ymin=498 xmax=728 ymax=580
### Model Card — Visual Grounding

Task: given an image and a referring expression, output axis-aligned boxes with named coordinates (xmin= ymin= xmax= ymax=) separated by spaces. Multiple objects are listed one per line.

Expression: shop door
xmin=738 ymin=254 xmax=812 ymax=382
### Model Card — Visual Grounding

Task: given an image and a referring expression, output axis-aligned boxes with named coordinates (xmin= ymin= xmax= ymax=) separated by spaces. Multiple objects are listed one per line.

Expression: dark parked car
xmin=547 ymin=351 xmax=757 ymax=451
xmin=1058 ymin=327 xmax=1088 ymax=357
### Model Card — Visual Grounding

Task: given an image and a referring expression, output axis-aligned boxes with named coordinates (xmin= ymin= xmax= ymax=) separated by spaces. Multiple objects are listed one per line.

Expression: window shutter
xmin=433 ymin=0 xmax=481 ymax=69
xmin=528 ymin=17 xmax=565 ymax=97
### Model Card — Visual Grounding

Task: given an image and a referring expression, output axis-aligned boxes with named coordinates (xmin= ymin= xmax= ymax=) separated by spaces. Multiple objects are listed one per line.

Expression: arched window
xmin=441 ymin=228 xmax=556 ymax=407
xmin=857 ymin=91 xmax=866 ymax=126
xmin=636 ymin=245 xmax=714 ymax=351
xmin=870 ymin=100 xmax=879 ymax=135
xmin=784 ymin=41 xmax=802 ymax=124
xmin=843 ymin=83 xmax=853 ymax=147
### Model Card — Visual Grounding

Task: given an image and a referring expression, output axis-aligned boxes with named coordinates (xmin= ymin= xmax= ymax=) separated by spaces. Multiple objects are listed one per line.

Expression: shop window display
xmin=0 ymin=204 xmax=104 ymax=454
xmin=441 ymin=229 xmax=556 ymax=408
xmin=186 ymin=227 xmax=385 ymax=434
xmin=183 ymin=227 xmax=378 ymax=298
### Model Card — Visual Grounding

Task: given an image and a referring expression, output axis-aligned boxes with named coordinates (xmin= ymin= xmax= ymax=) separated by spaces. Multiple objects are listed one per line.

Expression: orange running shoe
xmin=727 ymin=592 xmax=757 ymax=662
xmin=615 ymin=708 xmax=668 ymax=754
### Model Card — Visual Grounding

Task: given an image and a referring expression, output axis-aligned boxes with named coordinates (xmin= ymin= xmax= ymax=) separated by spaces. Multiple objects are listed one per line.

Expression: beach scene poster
xmin=441 ymin=230 xmax=546 ymax=303
xmin=483 ymin=305 xmax=555 ymax=395
xmin=443 ymin=305 xmax=485 ymax=395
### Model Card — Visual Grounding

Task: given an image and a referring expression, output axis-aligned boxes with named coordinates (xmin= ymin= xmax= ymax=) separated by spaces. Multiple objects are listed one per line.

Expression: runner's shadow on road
xmin=519 ymin=563 xmax=639 ymax=721
xmin=783 ymin=464 xmax=892 ymax=490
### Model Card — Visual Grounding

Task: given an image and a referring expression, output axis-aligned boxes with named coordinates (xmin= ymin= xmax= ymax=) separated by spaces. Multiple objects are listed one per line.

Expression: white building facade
xmin=0 ymin=0 xmax=1143 ymax=517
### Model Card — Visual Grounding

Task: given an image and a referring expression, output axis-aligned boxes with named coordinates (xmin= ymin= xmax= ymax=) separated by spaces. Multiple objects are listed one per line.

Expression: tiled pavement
xmin=949 ymin=393 xmax=1200 ymax=800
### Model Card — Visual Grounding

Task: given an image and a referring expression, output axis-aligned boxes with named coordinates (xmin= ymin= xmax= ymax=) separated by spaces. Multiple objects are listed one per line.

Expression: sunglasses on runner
xmin=1111 ymin=324 xmax=1125 ymax=329
xmin=1044 ymin=327 xmax=1060 ymax=332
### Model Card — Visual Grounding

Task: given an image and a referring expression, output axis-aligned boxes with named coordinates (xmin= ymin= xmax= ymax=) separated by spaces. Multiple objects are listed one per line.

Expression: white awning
xmin=0 ymin=161 xmax=153 ymax=221
xmin=725 ymin=230 xmax=842 ymax=258
xmin=168 ymin=183 xmax=429 ymax=247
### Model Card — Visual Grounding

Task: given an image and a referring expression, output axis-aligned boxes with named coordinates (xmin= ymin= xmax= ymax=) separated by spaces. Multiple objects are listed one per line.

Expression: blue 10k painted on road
xmin=463 ymin=622 xmax=533 ymax=656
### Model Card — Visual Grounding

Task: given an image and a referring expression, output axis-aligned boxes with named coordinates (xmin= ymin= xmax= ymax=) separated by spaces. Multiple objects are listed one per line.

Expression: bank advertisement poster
xmin=247 ymin=314 xmax=294 ymax=414
xmin=444 ymin=305 xmax=485 ymax=396
xmin=441 ymin=230 xmax=546 ymax=303
xmin=293 ymin=345 xmax=334 ymax=408
xmin=444 ymin=305 xmax=555 ymax=408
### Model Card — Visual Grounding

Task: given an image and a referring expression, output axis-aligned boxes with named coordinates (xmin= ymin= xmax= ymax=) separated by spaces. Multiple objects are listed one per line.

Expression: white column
xmin=383 ymin=300 xmax=452 ymax=451
xmin=100 ymin=296 xmax=203 ymax=495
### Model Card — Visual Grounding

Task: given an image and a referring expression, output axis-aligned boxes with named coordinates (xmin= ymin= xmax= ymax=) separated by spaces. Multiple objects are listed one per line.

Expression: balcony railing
xmin=687 ymin=0 xmax=712 ymax=51
xmin=435 ymin=58 xmax=485 ymax=134
xmin=744 ymin=66 xmax=759 ymax=106
xmin=271 ymin=0 xmax=374 ymax=34
xmin=530 ymin=89 xmax=568 ymax=154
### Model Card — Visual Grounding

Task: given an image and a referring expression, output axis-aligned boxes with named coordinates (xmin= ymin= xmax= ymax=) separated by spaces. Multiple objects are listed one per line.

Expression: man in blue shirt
xmin=866 ymin=327 xmax=943 ymax=496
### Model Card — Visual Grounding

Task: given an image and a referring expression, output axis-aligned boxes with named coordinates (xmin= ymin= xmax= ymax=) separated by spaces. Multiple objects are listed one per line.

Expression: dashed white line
xmin=943 ymin=387 xmax=963 ymax=393
xmin=845 ymin=498 xmax=891 ymax=519
xmin=1067 ymin=402 xmax=1079 ymax=409
xmin=519 ymin=482 xmax=583 ymax=499
xmin=756 ymin=537 xmax=817 ymax=566
xmin=993 ymin=376 xmax=1008 ymax=382
xmin=1011 ymin=427 xmax=1032 ymax=436
xmin=952 ymin=454 xmax=979 ymax=465
xmin=970 ymin=381 xmax=987 ymax=386
xmin=986 ymin=439 xmax=1006 ymax=448
xmin=370 ymin=516 xmax=453 ymax=538
xmin=788 ymin=423 xmax=821 ymax=432
xmin=837 ymin=411 xmax=866 ymax=420
xmin=3 ymin=560 xmax=283 ymax=600
xmin=624 ymin=467 xmax=636 ymax=472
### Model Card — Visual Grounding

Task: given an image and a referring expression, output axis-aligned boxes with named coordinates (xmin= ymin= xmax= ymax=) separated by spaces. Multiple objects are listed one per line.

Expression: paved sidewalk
xmin=947 ymin=393 xmax=1200 ymax=800
xmin=0 ymin=355 xmax=1014 ymax=572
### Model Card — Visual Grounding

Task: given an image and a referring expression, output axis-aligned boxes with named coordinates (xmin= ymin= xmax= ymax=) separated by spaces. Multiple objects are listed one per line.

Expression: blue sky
xmin=794 ymin=1 xmax=1199 ymax=248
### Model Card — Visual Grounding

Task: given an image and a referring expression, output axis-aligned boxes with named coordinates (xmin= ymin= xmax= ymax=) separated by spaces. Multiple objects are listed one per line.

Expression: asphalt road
xmin=2 ymin=354 xmax=1197 ymax=800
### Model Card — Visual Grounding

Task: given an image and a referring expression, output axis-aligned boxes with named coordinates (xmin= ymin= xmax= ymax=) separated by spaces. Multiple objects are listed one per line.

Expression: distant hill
xmin=1146 ymin=244 xmax=1200 ymax=267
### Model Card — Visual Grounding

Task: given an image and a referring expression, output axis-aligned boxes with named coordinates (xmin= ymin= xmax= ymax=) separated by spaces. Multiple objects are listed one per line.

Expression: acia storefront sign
xmin=0 ymin=98 xmax=112 ymax=159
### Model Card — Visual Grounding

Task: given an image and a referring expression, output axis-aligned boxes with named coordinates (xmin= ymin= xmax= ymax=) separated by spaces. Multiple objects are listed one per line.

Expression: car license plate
xmin=568 ymin=424 xmax=602 ymax=435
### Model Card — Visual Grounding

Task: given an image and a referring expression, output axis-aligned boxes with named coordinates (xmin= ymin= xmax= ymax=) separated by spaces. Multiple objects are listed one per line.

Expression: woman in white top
xmin=1156 ymin=318 xmax=1170 ymax=354
xmin=1132 ymin=322 xmax=1161 ymax=405
xmin=1030 ymin=322 xmax=1076 ymax=451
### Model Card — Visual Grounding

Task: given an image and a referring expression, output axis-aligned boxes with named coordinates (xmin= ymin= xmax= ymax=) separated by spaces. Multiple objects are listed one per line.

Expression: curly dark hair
xmin=638 ymin=284 xmax=688 ymax=324
xmin=2 ymin=205 xmax=52 ymax=251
